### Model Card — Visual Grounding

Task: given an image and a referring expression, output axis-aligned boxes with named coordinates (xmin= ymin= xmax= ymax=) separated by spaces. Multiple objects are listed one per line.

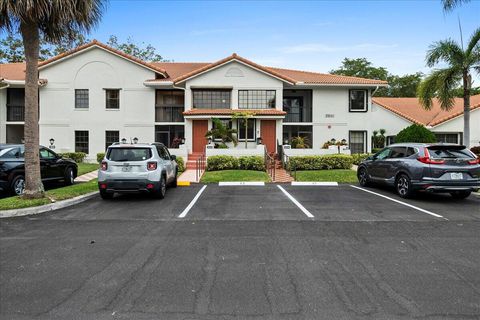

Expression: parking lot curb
xmin=291 ymin=182 xmax=338 ymax=186
xmin=177 ymin=181 xmax=191 ymax=186
xmin=0 ymin=192 xmax=98 ymax=219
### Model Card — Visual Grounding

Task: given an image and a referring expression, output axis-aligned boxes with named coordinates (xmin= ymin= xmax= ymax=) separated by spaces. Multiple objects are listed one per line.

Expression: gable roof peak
xmin=38 ymin=39 xmax=168 ymax=77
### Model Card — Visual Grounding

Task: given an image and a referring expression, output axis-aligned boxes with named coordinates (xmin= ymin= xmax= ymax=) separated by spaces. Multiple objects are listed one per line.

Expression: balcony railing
xmin=7 ymin=105 xmax=25 ymax=122
xmin=284 ymin=109 xmax=312 ymax=122
xmin=155 ymin=106 xmax=184 ymax=122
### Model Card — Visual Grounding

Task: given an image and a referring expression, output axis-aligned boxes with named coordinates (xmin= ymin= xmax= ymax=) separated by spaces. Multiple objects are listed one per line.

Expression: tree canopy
xmin=0 ymin=32 xmax=167 ymax=63
xmin=330 ymin=57 xmax=423 ymax=97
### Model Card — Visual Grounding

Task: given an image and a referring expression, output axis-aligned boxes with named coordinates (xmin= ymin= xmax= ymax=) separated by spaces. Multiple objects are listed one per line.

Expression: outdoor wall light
xmin=181 ymin=138 xmax=185 ymax=144
xmin=341 ymin=139 xmax=347 ymax=144
xmin=133 ymin=137 xmax=139 ymax=144
xmin=330 ymin=138 xmax=336 ymax=144
xmin=121 ymin=138 xmax=127 ymax=144
xmin=207 ymin=137 xmax=212 ymax=144
xmin=257 ymin=137 xmax=263 ymax=145
xmin=49 ymin=138 xmax=55 ymax=149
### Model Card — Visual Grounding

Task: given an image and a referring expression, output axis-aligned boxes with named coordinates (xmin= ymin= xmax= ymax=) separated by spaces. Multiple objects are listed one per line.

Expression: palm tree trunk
xmin=20 ymin=21 xmax=44 ymax=198
xmin=244 ymin=119 xmax=248 ymax=149
xmin=463 ymin=72 xmax=471 ymax=148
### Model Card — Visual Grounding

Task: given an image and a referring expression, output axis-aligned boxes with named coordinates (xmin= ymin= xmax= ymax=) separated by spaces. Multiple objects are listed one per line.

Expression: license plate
xmin=450 ymin=172 xmax=463 ymax=180
xmin=121 ymin=166 xmax=130 ymax=172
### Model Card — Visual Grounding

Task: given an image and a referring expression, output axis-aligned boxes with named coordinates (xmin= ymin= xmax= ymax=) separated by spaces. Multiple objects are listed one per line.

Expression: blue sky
xmin=91 ymin=0 xmax=479 ymax=76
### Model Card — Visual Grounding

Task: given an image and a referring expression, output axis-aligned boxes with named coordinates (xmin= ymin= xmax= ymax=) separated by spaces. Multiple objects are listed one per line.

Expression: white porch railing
xmin=205 ymin=144 xmax=265 ymax=157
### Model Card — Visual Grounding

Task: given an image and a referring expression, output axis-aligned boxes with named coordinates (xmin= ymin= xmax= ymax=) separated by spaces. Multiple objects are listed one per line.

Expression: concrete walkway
xmin=178 ymin=169 xmax=203 ymax=183
xmin=75 ymin=170 xmax=98 ymax=182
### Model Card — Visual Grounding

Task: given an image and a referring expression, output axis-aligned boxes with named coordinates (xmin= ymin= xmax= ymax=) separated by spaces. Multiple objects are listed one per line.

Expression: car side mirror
xmin=170 ymin=155 xmax=177 ymax=161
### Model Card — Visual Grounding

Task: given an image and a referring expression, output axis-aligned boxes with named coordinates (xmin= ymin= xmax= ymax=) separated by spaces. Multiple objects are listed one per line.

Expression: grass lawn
xmin=77 ymin=162 xmax=99 ymax=176
xmin=0 ymin=179 xmax=98 ymax=211
xmin=201 ymin=170 xmax=270 ymax=183
xmin=295 ymin=169 xmax=358 ymax=183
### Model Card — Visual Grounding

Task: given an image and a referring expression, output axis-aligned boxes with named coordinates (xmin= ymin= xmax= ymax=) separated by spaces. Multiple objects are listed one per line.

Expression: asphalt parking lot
xmin=1 ymin=183 xmax=480 ymax=319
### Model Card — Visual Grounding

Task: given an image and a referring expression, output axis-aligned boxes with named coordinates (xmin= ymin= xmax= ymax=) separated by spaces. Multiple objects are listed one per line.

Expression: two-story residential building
xmin=1 ymin=40 xmax=478 ymax=161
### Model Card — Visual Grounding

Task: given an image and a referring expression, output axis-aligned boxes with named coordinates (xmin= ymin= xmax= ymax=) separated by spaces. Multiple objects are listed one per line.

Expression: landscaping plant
xmin=205 ymin=118 xmax=238 ymax=148
xmin=394 ymin=124 xmax=436 ymax=143
xmin=289 ymin=155 xmax=354 ymax=171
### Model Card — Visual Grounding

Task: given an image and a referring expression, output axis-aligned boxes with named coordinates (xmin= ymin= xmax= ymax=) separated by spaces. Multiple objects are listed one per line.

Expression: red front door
xmin=192 ymin=120 xmax=208 ymax=153
xmin=261 ymin=120 xmax=276 ymax=154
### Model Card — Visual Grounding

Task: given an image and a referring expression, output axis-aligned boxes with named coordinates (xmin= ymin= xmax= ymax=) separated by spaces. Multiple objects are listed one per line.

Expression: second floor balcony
xmin=155 ymin=106 xmax=184 ymax=122
xmin=283 ymin=90 xmax=312 ymax=123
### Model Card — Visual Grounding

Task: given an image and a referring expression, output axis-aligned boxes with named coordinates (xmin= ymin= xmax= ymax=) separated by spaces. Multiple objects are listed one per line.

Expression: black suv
xmin=357 ymin=143 xmax=480 ymax=199
xmin=0 ymin=144 xmax=78 ymax=195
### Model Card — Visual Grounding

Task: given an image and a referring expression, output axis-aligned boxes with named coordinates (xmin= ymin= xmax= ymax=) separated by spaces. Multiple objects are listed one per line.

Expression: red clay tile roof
xmin=38 ymin=40 xmax=168 ymax=77
xmin=183 ymin=109 xmax=286 ymax=116
xmin=1 ymin=44 xmax=387 ymax=86
xmin=172 ymin=53 xmax=298 ymax=84
xmin=0 ymin=62 xmax=26 ymax=81
xmin=267 ymin=67 xmax=388 ymax=85
xmin=372 ymin=95 xmax=480 ymax=127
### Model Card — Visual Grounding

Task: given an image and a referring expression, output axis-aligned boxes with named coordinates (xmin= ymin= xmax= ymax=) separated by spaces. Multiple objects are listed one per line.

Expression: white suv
xmin=98 ymin=143 xmax=178 ymax=200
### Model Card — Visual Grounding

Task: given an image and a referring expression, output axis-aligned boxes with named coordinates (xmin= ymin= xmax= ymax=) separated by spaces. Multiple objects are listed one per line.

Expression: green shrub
xmin=351 ymin=153 xmax=370 ymax=165
xmin=175 ymin=156 xmax=185 ymax=172
xmin=59 ymin=152 xmax=86 ymax=163
xmin=395 ymin=124 xmax=436 ymax=143
xmin=238 ymin=156 xmax=265 ymax=171
xmin=97 ymin=152 xmax=105 ymax=163
xmin=470 ymin=146 xmax=480 ymax=156
xmin=289 ymin=155 xmax=354 ymax=170
xmin=207 ymin=155 xmax=239 ymax=171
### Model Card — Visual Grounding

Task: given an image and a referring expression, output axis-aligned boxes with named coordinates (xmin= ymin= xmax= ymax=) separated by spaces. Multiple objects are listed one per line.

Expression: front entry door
xmin=261 ymin=120 xmax=276 ymax=154
xmin=192 ymin=120 xmax=208 ymax=153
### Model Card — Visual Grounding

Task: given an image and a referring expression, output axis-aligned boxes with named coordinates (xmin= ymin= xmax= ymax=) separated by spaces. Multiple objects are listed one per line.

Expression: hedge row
xmin=288 ymin=155 xmax=354 ymax=170
xmin=58 ymin=152 xmax=86 ymax=163
xmin=176 ymin=157 xmax=185 ymax=172
xmin=207 ymin=156 xmax=265 ymax=171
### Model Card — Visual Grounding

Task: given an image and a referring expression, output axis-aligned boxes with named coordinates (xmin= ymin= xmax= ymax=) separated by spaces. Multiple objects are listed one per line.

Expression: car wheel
xmin=357 ymin=167 xmax=370 ymax=187
xmin=396 ymin=174 xmax=413 ymax=198
xmin=100 ymin=190 xmax=114 ymax=200
xmin=64 ymin=167 xmax=75 ymax=186
xmin=171 ymin=170 xmax=178 ymax=188
xmin=11 ymin=175 xmax=25 ymax=196
xmin=450 ymin=191 xmax=471 ymax=199
xmin=153 ymin=175 xmax=166 ymax=199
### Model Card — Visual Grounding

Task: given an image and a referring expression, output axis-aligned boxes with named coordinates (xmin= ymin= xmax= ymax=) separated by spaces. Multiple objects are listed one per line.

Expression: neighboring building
xmin=372 ymin=96 xmax=480 ymax=147
xmin=0 ymin=40 xmax=477 ymax=161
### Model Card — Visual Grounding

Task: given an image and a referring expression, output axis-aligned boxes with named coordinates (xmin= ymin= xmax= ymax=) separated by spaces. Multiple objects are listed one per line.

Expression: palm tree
xmin=0 ymin=0 xmax=106 ymax=198
xmin=442 ymin=0 xmax=471 ymax=12
xmin=417 ymin=28 xmax=480 ymax=148
xmin=205 ymin=118 xmax=238 ymax=148
xmin=232 ymin=111 xmax=256 ymax=149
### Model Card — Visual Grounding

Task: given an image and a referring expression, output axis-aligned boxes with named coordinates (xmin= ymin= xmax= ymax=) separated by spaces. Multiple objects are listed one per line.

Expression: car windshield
xmin=427 ymin=146 xmax=473 ymax=159
xmin=107 ymin=148 xmax=152 ymax=162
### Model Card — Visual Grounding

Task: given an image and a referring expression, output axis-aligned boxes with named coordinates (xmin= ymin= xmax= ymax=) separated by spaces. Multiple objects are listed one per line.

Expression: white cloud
xmin=280 ymin=43 xmax=398 ymax=54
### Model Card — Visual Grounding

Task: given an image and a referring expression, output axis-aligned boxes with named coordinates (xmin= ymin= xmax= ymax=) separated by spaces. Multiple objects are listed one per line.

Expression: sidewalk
xmin=75 ymin=170 xmax=98 ymax=182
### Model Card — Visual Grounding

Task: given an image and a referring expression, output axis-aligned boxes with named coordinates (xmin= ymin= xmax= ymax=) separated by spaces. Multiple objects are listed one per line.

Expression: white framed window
xmin=105 ymin=89 xmax=120 ymax=109
xmin=75 ymin=89 xmax=89 ymax=109
xmin=349 ymin=89 xmax=368 ymax=112
xmin=349 ymin=131 xmax=367 ymax=154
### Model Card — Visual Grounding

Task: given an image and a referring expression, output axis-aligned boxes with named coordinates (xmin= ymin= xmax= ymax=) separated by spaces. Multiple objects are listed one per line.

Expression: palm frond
xmin=466 ymin=27 xmax=480 ymax=57
xmin=418 ymin=68 xmax=461 ymax=111
xmin=442 ymin=0 xmax=471 ymax=12
xmin=426 ymin=39 xmax=464 ymax=68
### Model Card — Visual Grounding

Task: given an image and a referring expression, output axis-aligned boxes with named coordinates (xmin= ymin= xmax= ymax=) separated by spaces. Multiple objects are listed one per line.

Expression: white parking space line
xmin=350 ymin=185 xmax=447 ymax=220
xmin=178 ymin=185 xmax=207 ymax=218
xmin=219 ymin=182 xmax=265 ymax=186
xmin=291 ymin=182 xmax=338 ymax=186
xmin=277 ymin=185 xmax=315 ymax=218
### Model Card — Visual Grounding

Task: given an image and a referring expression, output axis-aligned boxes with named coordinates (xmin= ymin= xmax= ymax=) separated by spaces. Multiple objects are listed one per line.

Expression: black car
xmin=0 ymin=144 xmax=78 ymax=195
xmin=357 ymin=143 xmax=480 ymax=199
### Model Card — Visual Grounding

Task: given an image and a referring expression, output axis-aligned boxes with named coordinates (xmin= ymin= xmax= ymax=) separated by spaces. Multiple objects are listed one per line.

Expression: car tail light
xmin=417 ymin=148 xmax=445 ymax=165
xmin=468 ymin=158 xmax=480 ymax=165
xmin=146 ymin=183 xmax=154 ymax=189
xmin=101 ymin=161 xmax=108 ymax=171
xmin=147 ymin=161 xmax=157 ymax=171
xmin=100 ymin=183 xmax=107 ymax=189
